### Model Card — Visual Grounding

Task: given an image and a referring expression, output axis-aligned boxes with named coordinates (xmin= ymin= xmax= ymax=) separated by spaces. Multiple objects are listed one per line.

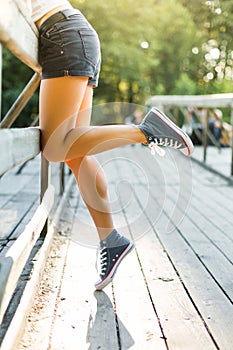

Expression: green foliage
xmin=2 ymin=47 xmax=39 ymax=126
xmin=172 ymin=73 xmax=197 ymax=95
xmin=2 ymin=0 xmax=233 ymax=127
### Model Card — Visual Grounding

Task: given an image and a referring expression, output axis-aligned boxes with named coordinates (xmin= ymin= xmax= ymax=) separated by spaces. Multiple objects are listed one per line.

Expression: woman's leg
xmin=65 ymin=85 xmax=115 ymax=240
xmin=39 ymin=76 xmax=145 ymax=163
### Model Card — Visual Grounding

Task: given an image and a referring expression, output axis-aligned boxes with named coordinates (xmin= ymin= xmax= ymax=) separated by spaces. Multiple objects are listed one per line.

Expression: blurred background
xmin=2 ymin=0 xmax=233 ymax=126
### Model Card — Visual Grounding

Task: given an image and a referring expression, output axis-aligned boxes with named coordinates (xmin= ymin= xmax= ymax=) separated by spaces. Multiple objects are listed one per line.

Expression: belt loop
xmin=60 ymin=10 xmax=69 ymax=20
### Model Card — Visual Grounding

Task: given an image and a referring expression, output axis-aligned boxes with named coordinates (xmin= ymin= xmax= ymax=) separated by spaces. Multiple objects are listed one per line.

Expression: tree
xmin=146 ymin=0 xmax=196 ymax=95
xmin=73 ymin=0 xmax=196 ymax=102
xmin=178 ymin=0 xmax=233 ymax=93
xmin=2 ymin=47 xmax=38 ymax=127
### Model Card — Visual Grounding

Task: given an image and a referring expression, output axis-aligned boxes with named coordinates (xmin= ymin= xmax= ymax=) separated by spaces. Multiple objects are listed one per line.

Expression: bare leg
xmin=39 ymin=76 xmax=145 ymax=162
xmin=65 ymin=85 xmax=114 ymax=240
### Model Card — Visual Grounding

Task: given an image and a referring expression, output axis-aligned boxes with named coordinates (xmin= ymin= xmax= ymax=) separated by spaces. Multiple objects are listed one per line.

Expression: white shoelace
xmin=148 ymin=138 xmax=182 ymax=157
xmin=96 ymin=247 xmax=108 ymax=276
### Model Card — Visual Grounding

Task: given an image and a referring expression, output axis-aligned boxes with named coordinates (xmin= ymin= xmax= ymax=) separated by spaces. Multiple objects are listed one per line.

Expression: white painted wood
xmin=112 ymin=244 xmax=167 ymax=350
xmin=0 ymin=184 xmax=54 ymax=324
xmin=0 ymin=0 xmax=41 ymax=72
xmin=131 ymin=146 xmax=233 ymax=349
xmin=0 ymin=43 xmax=2 ymax=118
xmin=0 ymin=128 xmax=40 ymax=176
xmin=49 ymin=241 xmax=119 ymax=350
xmin=147 ymin=93 xmax=233 ymax=108
xmin=112 ymin=148 xmax=215 ymax=349
xmin=2 ymin=175 xmax=75 ymax=350
xmin=0 ymin=227 xmax=56 ymax=350
xmin=10 ymin=145 xmax=233 ymax=350
xmin=136 ymin=233 xmax=216 ymax=350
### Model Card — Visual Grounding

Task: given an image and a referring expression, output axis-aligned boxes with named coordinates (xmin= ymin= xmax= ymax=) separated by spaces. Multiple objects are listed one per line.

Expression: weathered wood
xmin=131 ymin=146 xmax=233 ymax=348
xmin=0 ymin=184 xmax=54 ymax=324
xmin=0 ymin=43 xmax=2 ymax=118
xmin=0 ymin=193 xmax=37 ymax=240
xmin=0 ymin=0 xmax=40 ymax=72
xmin=0 ymin=227 xmax=55 ymax=350
xmin=0 ymin=128 xmax=40 ymax=176
xmin=113 ymin=149 xmax=216 ymax=349
xmin=40 ymin=155 xmax=50 ymax=237
xmin=0 ymin=173 xmax=74 ymax=350
xmin=231 ymin=107 xmax=233 ymax=175
xmin=112 ymin=243 xmax=167 ymax=349
xmin=15 ymin=145 xmax=233 ymax=349
xmin=49 ymin=240 xmax=119 ymax=350
xmin=147 ymin=93 xmax=233 ymax=108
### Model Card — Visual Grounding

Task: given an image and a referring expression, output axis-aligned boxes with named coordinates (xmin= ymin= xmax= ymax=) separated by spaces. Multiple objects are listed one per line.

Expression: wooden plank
xmin=142 ymin=152 xmax=233 ymax=299
xmin=116 ymin=145 xmax=233 ymax=348
xmin=49 ymin=240 xmax=119 ymax=350
xmin=112 ymin=148 xmax=216 ymax=349
xmin=0 ymin=225 xmax=55 ymax=350
xmin=48 ymin=185 xmax=119 ymax=349
xmin=9 ymin=201 xmax=38 ymax=240
xmin=0 ymin=128 xmax=40 ymax=176
xmin=131 ymin=154 xmax=233 ymax=348
xmin=16 ymin=233 xmax=70 ymax=350
xmin=105 ymin=150 xmax=166 ymax=349
xmin=147 ymin=93 xmax=233 ymax=108
xmin=136 ymin=235 xmax=217 ymax=350
xmin=0 ymin=195 xmax=37 ymax=240
xmin=164 ymin=191 xmax=233 ymax=300
xmin=112 ymin=241 xmax=167 ymax=350
xmin=14 ymin=177 xmax=81 ymax=350
xmin=0 ymin=184 xmax=54 ymax=324
xmin=153 ymin=209 xmax=233 ymax=349
xmin=0 ymin=0 xmax=41 ymax=72
xmin=0 ymin=43 xmax=2 ymax=118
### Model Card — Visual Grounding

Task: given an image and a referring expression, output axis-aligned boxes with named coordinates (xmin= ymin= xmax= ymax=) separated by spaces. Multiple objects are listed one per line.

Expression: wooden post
xmin=203 ymin=109 xmax=208 ymax=162
xmin=60 ymin=163 xmax=65 ymax=195
xmin=40 ymin=154 xmax=50 ymax=237
xmin=0 ymin=43 xmax=2 ymax=120
xmin=231 ymin=105 xmax=233 ymax=176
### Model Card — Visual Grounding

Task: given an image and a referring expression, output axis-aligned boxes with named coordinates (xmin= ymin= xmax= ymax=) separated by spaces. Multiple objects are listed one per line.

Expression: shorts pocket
xmin=78 ymin=29 xmax=101 ymax=67
xmin=39 ymin=30 xmax=63 ymax=65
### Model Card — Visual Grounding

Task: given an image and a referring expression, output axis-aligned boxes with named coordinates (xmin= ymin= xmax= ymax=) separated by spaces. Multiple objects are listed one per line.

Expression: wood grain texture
xmin=0 ymin=184 xmax=54 ymax=324
xmin=0 ymin=0 xmax=40 ymax=72
xmin=0 ymin=128 xmax=40 ymax=176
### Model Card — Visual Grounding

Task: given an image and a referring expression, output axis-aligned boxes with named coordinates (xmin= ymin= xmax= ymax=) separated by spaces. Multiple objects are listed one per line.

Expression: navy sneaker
xmin=95 ymin=240 xmax=134 ymax=290
xmin=138 ymin=107 xmax=194 ymax=157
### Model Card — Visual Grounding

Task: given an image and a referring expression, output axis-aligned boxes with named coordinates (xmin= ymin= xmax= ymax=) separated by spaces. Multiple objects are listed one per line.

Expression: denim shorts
xmin=39 ymin=9 xmax=101 ymax=87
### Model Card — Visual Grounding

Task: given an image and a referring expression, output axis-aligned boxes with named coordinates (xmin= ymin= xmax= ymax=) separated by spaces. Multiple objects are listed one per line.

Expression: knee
xmin=41 ymin=131 xmax=74 ymax=163
xmin=42 ymin=149 xmax=64 ymax=163
xmin=65 ymin=157 xmax=83 ymax=170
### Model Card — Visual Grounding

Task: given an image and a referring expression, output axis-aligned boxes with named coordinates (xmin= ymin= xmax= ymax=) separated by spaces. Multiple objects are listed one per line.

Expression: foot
xmin=138 ymin=107 xmax=194 ymax=156
xmin=95 ymin=239 xmax=134 ymax=290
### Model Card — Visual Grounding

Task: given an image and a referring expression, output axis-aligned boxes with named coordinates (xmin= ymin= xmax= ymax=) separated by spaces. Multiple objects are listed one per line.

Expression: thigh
xmin=76 ymin=85 xmax=94 ymax=127
xmin=39 ymin=75 xmax=88 ymax=148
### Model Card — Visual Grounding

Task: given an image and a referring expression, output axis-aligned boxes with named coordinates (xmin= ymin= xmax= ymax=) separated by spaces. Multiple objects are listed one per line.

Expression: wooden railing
xmin=0 ymin=0 xmax=56 ymax=332
xmin=146 ymin=94 xmax=233 ymax=176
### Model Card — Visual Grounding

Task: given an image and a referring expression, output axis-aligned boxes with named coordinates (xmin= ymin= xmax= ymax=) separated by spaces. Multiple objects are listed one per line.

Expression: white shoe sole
xmin=150 ymin=107 xmax=194 ymax=156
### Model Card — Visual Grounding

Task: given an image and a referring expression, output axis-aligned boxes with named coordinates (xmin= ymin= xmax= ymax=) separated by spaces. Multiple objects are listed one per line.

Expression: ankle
xmin=100 ymin=229 xmax=130 ymax=248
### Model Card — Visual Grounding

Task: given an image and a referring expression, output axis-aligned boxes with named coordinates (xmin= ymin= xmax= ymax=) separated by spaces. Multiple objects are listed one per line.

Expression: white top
xmin=26 ymin=0 xmax=72 ymax=22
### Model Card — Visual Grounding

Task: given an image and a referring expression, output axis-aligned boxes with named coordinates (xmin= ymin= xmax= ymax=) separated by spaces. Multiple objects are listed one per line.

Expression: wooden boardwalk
xmin=5 ymin=145 xmax=233 ymax=350
xmin=192 ymin=145 xmax=233 ymax=180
